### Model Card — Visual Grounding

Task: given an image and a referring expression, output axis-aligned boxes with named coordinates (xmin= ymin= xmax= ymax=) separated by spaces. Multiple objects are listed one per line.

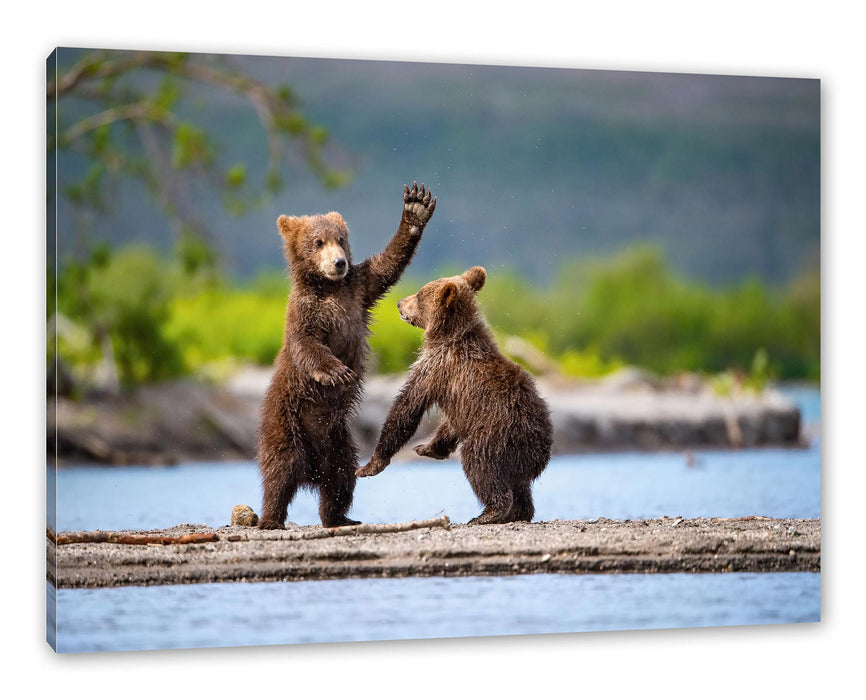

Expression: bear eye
xmin=338 ymin=237 xmax=345 ymax=246
xmin=315 ymin=239 xmax=324 ymax=248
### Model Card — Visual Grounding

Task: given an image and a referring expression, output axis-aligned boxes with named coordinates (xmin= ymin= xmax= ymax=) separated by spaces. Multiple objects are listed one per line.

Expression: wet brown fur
xmin=356 ymin=267 xmax=553 ymax=524
xmin=258 ymin=184 xmax=436 ymax=529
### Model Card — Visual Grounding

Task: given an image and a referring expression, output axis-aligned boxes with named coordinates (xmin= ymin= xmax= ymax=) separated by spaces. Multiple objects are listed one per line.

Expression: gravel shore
xmin=47 ymin=516 xmax=820 ymax=589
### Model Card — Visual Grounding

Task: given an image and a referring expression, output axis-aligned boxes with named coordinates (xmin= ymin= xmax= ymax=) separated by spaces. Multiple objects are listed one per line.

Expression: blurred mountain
xmin=54 ymin=53 xmax=820 ymax=287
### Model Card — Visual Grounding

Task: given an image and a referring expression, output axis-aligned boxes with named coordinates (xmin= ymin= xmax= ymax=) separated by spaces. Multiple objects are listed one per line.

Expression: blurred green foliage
xmin=480 ymin=246 xmax=819 ymax=381
xmin=50 ymin=49 xmax=351 ymax=261
xmin=50 ymin=243 xmax=819 ymax=391
xmin=50 ymin=245 xmax=186 ymax=387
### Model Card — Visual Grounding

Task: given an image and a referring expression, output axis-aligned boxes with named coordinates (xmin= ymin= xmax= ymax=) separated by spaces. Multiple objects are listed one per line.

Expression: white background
xmin=6 ymin=1 xmax=862 ymax=697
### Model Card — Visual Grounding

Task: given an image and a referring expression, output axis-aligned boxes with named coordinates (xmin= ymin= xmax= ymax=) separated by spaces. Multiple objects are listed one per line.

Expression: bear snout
xmin=334 ymin=257 xmax=347 ymax=272
xmin=397 ymin=296 xmax=422 ymax=326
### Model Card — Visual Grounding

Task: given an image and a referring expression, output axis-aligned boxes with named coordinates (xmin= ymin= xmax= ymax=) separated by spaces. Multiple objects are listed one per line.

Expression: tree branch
xmin=60 ymin=101 xmax=176 ymax=144
xmin=53 ymin=51 xmax=323 ymax=186
xmin=48 ymin=51 xmax=157 ymax=100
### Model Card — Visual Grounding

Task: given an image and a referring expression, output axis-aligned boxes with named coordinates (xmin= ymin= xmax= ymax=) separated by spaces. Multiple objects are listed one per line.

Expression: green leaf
xmin=225 ymin=163 xmax=246 ymax=188
xmin=154 ymin=78 xmax=181 ymax=110
xmin=276 ymin=85 xmax=296 ymax=105
xmin=172 ymin=123 xmax=213 ymax=168
xmin=265 ymin=170 xmax=283 ymax=193
xmin=323 ymin=169 xmax=350 ymax=190
xmin=90 ymin=124 xmax=112 ymax=155
xmin=275 ymin=113 xmax=307 ymax=135
xmin=310 ymin=125 xmax=328 ymax=147
xmin=175 ymin=230 xmax=217 ymax=275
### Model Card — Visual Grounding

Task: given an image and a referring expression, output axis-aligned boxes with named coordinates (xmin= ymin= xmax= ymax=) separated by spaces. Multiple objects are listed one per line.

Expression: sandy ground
xmin=47 ymin=516 xmax=820 ymax=589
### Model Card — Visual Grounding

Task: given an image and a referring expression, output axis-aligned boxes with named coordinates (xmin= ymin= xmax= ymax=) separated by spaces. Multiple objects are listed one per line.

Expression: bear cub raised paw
xmin=257 ymin=183 xmax=436 ymax=530
xmin=356 ymin=266 xmax=553 ymax=525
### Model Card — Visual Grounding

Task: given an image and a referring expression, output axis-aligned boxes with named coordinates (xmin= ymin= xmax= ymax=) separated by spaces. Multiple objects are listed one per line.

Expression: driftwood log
xmin=47 ymin=516 xmax=450 ymax=547
xmin=47 ymin=528 xmax=219 ymax=546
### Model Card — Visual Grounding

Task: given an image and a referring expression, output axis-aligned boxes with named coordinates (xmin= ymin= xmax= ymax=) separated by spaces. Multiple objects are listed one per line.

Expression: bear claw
xmin=257 ymin=519 xmax=287 ymax=530
xmin=468 ymin=508 xmax=512 ymax=525
xmin=355 ymin=460 xmax=387 ymax=477
xmin=311 ymin=365 xmax=356 ymax=386
xmin=414 ymin=443 xmax=448 ymax=460
xmin=403 ymin=181 xmax=436 ymax=224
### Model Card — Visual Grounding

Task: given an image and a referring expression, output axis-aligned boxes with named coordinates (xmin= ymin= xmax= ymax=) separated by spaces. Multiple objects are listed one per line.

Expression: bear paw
xmin=467 ymin=507 xmax=511 ymax=525
xmin=321 ymin=515 xmax=361 ymax=528
xmin=402 ymin=181 xmax=436 ymax=227
xmin=257 ymin=518 xmax=287 ymax=530
xmin=355 ymin=458 xmax=388 ymax=478
xmin=310 ymin=364 xmax=356 ymax=386
xmin=414 ymin=442 xmax=449 ymax=460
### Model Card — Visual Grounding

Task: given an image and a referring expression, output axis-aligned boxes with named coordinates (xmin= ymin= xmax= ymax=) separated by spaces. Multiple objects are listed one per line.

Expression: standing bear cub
xmin=257 ymin=183 xmax=436 ymax=529
xmin=356 ymin=267 xmax=553 ymax=524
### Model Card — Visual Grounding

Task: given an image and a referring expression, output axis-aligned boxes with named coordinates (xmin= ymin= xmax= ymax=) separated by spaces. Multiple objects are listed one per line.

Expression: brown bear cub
xmin=356 ymin=267 xmax=553 ymax=524
xmin=257 ymin=183 xmax=436 ymax=529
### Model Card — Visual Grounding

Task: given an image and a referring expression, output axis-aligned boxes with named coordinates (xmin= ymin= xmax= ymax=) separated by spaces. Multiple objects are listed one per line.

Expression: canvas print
xmin=46 ymin=48 xmax=820 ymax=653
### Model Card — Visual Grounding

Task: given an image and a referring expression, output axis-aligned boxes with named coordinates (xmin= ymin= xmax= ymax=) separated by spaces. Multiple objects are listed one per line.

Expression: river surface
xmin=48 ymin=387 xmax=821 ymax=653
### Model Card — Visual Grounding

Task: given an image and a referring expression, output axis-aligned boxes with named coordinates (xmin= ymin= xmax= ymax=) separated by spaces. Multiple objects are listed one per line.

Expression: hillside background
xmin=52 ymin=51 xmax=820 ymax=286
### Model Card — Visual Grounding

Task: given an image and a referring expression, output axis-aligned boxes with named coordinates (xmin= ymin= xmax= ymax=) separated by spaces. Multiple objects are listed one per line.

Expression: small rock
xmin=231 ymin=504 xmax=259 ymax=527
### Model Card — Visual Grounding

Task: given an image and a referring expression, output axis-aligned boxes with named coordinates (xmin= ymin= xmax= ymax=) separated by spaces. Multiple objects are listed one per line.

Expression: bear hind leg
xmin=319 ymin=478 xmax=360 ymax=528
xmin=317 ymin=424 xmax=361 ymax=528
xmin=258 ymin=450 xmax=302 ymax=530
xmin=506 ymin=482 xmax=535 ymax=523
xmin=462 ymin=451 xmax=513 ymax=525
xmin=467 ymin=489 xmax=514 ymax=525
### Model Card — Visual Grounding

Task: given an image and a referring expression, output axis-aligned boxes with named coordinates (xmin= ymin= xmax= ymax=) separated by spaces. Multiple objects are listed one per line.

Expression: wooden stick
xmin=46 ymin=516 xmax=450 ymax=547
xmin=48 ymin=528 xmax=218 ymax=546
xmin=284 ymin=515 xmax=451 ymax=541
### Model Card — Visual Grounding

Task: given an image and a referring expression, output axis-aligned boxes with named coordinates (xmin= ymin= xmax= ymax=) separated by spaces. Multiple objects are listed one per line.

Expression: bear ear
xmin=324 ymin=212 xmax=347 ymax=229
xmin=462 ymin=266 xmax=486 ymax=292
xmin=276 ymin=215 xmax=302 ymax=240
xmin=277 ymin=215 xmax=305 ymax=258
xmin=438 ymin=281 xmax=458 ymax=309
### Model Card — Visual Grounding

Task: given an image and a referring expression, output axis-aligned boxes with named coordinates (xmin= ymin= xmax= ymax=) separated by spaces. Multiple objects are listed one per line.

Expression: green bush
xmin=50 ymin=242 xmax=820 ymax=388
xmin=367 ymin=281 xmax=424 ymax=374
xmin=53 ymin=245 xmax=186 ymax=386
xmin=165 ymin=287 xmax=287 ymax=369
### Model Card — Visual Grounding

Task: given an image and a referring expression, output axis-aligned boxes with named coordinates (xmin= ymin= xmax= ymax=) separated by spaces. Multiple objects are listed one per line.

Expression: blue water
xmin=50 ymin=572 xmax=820 ymax=653
xmin=50 ymin=448 xmax=820 ymax=533
xmin=48 ymin=386 xmax=821 ymax=653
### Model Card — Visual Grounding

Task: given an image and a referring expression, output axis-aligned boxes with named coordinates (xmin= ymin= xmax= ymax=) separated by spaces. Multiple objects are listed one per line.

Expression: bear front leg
xmin=415 ymin=418 xmax=460 ymax=460
xmin=359 ymin=182 xmax=436 ymax=306
xmin=288 ymin=332 xmax=356 ymax=386
xmin=356 ymin=380 xmax=429 ymax=477
xmin=355 ymin=454 xmax=389 ymax=478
